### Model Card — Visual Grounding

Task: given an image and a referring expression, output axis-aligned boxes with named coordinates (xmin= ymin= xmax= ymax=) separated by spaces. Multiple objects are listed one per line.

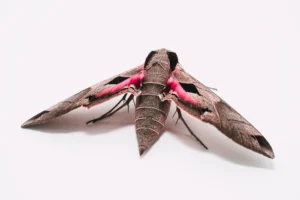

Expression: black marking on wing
xmin=88 ymin=78 xmax=129 ymax=102
xmin=29 ymin=111 xmax=49 ymax=120
xmin=87 ymin=95 xmax=96 ymax=101
xmin=172 ymin=93 xmax=211 ymax=114
xmin=105 ymin=76 xmax=128 ymax=85
xmin=251 ymin=135 xmax=271 ymax=149
xmin=167 ymin=52 xmax=178 ymax=71
xmin=201 ymin=107 xmax=212 ymax=113
xmin=171 ymin=93 xmax=179 ymax=99
xmin=179 ymin=82 xmax=201 ymax=96
xmin=144 ymin=51 xmax=156 ymax=67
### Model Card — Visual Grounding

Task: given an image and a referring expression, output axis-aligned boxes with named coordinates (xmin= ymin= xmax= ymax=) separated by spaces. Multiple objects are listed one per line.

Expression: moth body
xmin=135 ymin=49 xmax=173 ymax=155
xmin=22 ymin=48 xmax=274 ymax=159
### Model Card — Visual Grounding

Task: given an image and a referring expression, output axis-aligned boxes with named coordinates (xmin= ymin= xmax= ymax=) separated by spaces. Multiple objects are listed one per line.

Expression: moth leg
xmin=174 ymin=107 xmax=208 ymax=149
xmin=86 ymin=94 xmax=134 ymax=125
xmin=103 ymin=94 xmax=128 ymax=116
xmin=91 ymin=94 xmax=128 ymax=120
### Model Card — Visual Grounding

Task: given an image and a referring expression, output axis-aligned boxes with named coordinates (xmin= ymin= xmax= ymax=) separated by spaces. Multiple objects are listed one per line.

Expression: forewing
xmin=22 ymin=65 xmax=144 ymax=127
xmin=165 ymin=65 xmax=274 ymax=158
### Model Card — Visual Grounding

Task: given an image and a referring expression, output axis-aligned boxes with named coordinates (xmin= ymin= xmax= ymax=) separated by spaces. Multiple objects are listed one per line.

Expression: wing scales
xmin=167 ymin=65 xmax=274 ymax=158
xmin=22 ymin=65 xmax=143 ymax=127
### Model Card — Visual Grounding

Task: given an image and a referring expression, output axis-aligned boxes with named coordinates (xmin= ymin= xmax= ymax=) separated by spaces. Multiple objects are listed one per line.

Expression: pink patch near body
xmin=167 ymin=76 xmax=196 ymax=104
xmin=95 ymin=70 xmax=145 ymax=98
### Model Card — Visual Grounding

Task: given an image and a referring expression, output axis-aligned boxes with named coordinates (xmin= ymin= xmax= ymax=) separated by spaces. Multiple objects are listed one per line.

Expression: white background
xmin=1 ymin=0 xmax=299 ymax=199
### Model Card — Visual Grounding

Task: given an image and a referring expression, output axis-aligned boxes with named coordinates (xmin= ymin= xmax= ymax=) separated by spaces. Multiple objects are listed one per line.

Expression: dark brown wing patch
xmin=179 ymin=82 xmax=201 ymax=96
xmin=105 ymin=76 xmax=128 ymax=85
xmin=28 ymin=111 xmax=50 ymax=120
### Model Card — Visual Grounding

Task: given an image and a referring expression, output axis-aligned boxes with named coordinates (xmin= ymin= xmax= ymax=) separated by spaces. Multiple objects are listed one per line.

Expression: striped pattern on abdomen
xmin=135 ymin=92 xmax=171 ymax=155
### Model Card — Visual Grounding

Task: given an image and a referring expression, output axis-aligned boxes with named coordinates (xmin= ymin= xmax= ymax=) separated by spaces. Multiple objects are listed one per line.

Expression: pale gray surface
xmin=0 ymin=0 xmax=299 ymax=200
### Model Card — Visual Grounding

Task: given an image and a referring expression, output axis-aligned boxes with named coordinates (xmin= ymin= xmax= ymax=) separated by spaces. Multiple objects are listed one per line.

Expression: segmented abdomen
xmin=135 ymin=76 xmax=171 ymax=155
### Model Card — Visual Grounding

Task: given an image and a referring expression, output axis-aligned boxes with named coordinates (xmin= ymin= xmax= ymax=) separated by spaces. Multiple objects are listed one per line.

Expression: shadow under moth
xmin=22 ymin=48 xmax=274 ymax=159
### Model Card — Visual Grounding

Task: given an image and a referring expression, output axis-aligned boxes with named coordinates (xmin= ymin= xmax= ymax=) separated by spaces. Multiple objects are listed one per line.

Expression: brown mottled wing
xmin=168 ymin=65 xmax=274 ymax=158
xmin=22 ymin=65 xmax=143 ymax=128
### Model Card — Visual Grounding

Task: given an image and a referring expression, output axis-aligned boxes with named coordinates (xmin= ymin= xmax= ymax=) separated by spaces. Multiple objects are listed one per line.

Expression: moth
xmin=22 ymin=48 xmax=274 ymax=158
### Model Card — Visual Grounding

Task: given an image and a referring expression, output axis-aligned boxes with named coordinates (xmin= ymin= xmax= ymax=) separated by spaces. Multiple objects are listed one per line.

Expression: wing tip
xmin=21 ymin=120 xmax=37 ymax=128
xmin=21 ymin=121 xmax=32 ymax=128
xmin=253 ymin=135 xmax=275 ymax=159
xmin=262 ymin=146 xmax=275 ymax=159
xmin=262 ymin=149 xmax=275 ymax=159
xmin=21 ymin=110 xmax=50 ymax=128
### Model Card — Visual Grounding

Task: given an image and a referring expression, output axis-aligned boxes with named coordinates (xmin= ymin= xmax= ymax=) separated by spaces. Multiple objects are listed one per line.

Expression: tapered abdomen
xmin=135 ymin=69 xmax=171 ymax=155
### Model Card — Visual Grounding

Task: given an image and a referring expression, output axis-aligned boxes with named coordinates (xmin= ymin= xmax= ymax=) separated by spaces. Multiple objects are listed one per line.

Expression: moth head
xmin=145 ymin=49 xmax=179 ymax=71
